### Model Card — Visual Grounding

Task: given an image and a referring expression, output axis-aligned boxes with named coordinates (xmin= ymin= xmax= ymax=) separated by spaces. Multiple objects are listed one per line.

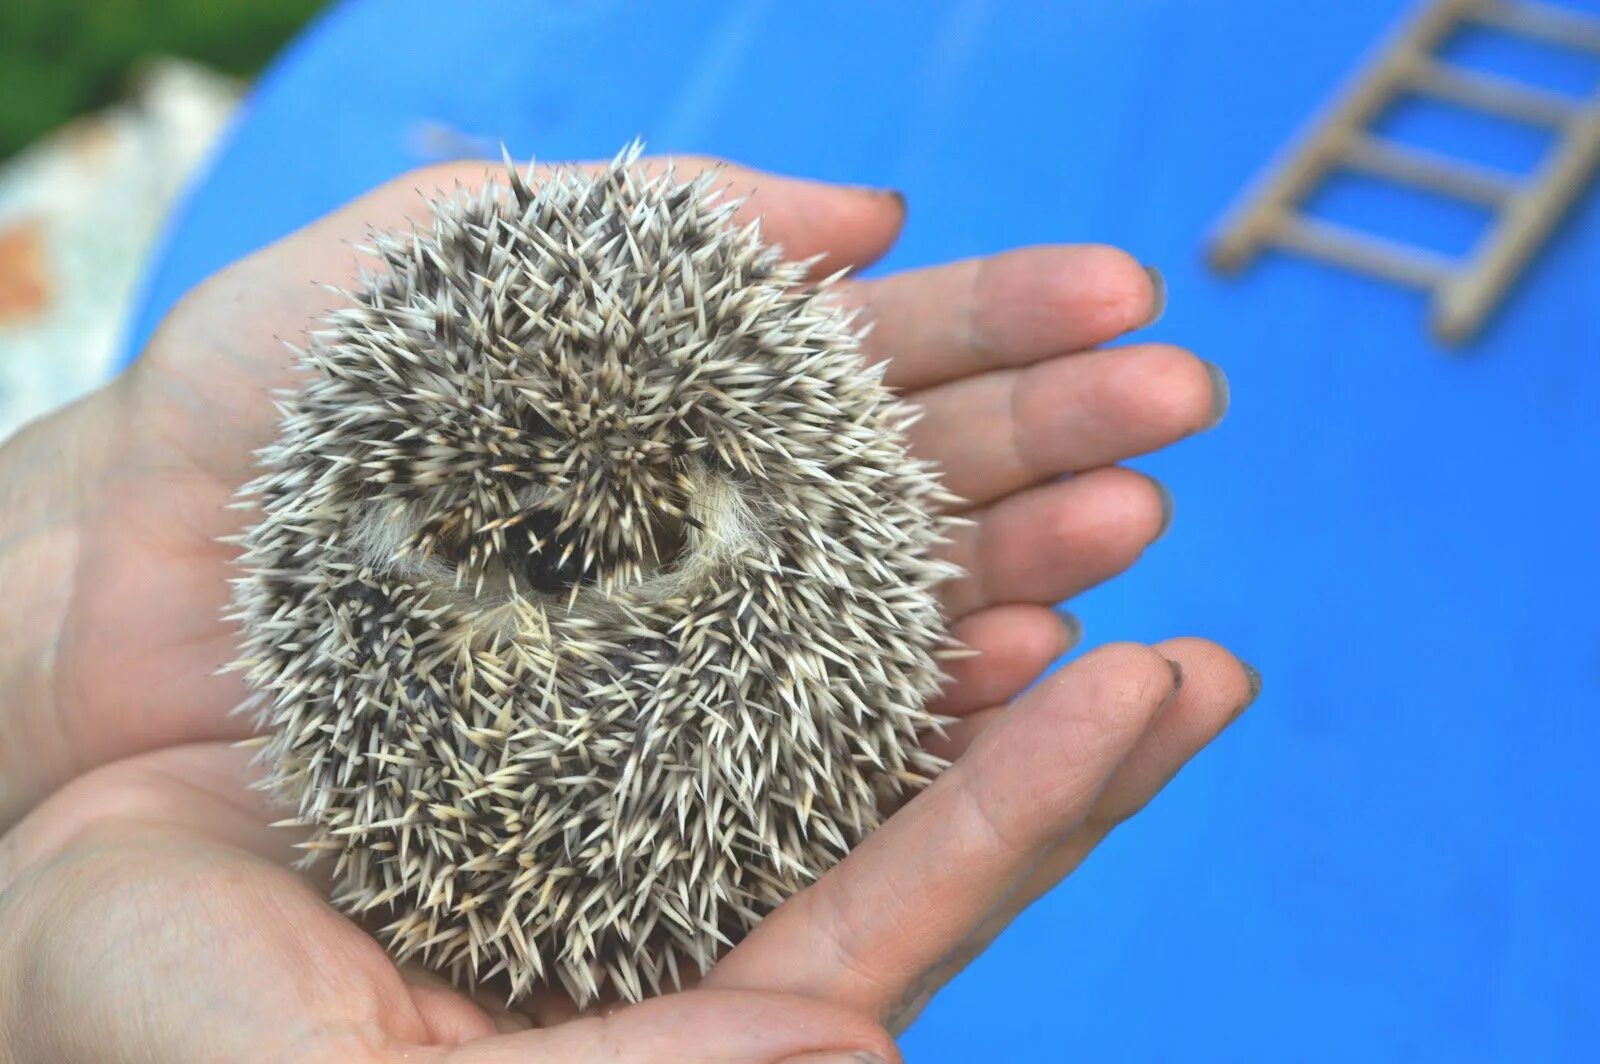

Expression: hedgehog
xmin=230 ymin=143 xmax=961 ymax=1006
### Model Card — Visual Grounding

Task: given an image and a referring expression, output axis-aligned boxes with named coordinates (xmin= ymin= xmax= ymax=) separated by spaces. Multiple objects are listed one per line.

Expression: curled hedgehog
xmin=231 ymin=145 xmax=960 ymax=1005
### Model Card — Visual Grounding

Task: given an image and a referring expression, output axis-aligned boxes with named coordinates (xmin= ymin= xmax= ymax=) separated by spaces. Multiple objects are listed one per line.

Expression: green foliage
xmin=0 ymin=0 xmax=323 ymax=158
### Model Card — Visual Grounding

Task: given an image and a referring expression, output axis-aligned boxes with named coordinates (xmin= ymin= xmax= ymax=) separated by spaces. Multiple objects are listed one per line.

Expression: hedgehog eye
xmin=644 ymin=511 xmax=688 ymax=572
xmin=422 ymin=520 xmax=471 ymax=568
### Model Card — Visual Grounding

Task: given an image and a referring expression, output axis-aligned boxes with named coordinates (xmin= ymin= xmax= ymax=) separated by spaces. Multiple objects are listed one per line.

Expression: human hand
xmin=0 ymin=742 xmax=901 ymax=1062
xmin=0 ymin=636 xmax=1252 ymax=1060
xmin=0 ymin=155 xmax=1255 ymax=1060
xmin=0 ymin=154 xmax=1230 ymax=827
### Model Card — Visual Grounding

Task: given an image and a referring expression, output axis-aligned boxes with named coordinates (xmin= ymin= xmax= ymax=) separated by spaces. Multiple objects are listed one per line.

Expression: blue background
xmin=118 ymin=1 xmax=1600 ymax=1059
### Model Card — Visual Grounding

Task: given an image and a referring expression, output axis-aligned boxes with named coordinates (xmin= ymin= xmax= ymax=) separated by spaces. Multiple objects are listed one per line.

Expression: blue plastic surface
xmin=118 ymin=2 xmax=1600 ymax=1059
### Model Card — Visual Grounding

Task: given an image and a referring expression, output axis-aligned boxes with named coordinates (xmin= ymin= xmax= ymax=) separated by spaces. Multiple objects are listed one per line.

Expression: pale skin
xmin=0 ymin=155 xmax=1256 ymax=1063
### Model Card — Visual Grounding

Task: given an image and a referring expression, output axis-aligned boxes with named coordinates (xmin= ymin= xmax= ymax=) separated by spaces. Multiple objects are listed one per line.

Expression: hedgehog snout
xmin=345 ymin=472 xmax=747 ymax=609
xmin=499 ymin=508 xmax=587 ymax=593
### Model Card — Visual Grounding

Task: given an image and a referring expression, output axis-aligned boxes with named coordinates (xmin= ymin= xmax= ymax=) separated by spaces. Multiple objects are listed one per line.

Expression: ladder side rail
xmin=1433 ymin=94 xmax=1600 ymax=339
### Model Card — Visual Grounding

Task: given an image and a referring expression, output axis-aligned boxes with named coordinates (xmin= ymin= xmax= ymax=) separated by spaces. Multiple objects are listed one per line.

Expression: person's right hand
xmin=0 ymin=636 xmax=1252 ymax=1062
xmin=0 ymin=741 xmax=900 ymax=1062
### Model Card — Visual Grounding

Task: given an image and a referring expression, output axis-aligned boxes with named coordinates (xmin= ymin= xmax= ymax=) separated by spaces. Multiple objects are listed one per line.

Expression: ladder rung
xmin=1408 ymin=58 xmax=1581 ymax=126
xmin=1268 ymin=215 xmax=1457 ymax=290
xmin=1467 ymin=0 xmax=1600 ymax=58
xmin=1341 ymin=133 xmax=1522 ymax=204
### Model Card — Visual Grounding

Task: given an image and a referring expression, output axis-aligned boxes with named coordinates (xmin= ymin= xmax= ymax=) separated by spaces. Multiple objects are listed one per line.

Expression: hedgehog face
xmin=337 ymin=353 xmax=762 ymax=610
xmin=234 ymin=149 xmax=957 ymax=1005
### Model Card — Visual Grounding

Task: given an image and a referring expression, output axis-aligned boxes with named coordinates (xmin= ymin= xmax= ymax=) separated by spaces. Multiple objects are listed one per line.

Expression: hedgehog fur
xmin=231 ymin=144 xmax=960 ymax=1005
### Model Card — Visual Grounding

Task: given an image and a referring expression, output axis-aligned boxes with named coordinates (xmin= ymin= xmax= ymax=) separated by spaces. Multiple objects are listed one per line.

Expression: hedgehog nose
xmin=525 ymin=536 xmax=585 ymax=593
xmin=510 ymin=510 xmax=586 ymax=593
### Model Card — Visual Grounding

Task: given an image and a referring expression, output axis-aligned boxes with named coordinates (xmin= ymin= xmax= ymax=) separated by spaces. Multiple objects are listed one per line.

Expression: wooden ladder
xmin=1207 ymin=0 xmax=1600 ymax=344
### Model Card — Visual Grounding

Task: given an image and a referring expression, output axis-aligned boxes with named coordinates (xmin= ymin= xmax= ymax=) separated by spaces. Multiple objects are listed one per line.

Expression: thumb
xmin=444 ymin=988 xmax=898 ymax=1064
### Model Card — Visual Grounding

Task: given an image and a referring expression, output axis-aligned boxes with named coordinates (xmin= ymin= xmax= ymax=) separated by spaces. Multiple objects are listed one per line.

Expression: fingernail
xmin=1164 ymin=657 xmax=1185 ymax=701
xmin=870 ymin=187 xmax=907 ymax=215
xmin=1142 ymin=265 xmax=1167 ymax=327
xmin=1201 ymin=359 xmax=1230 ymax=429
xmin=1060 ymin=610 xmax=1084 ymax=651
xmin=1147 ymin=475 xmax=1174 ymax=541
xmin=1233 ymin=661 xmax=1262 ymax=720
xmin=780 ymin=1053 xmax=888 ymax=1064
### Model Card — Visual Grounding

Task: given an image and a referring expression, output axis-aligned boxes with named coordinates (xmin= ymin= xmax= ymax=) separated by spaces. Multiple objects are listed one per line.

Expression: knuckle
xmin=812 ymin=884 xmax=916 ymax=1000
xmin=956 ymin=760 xmax=1037 ymax=856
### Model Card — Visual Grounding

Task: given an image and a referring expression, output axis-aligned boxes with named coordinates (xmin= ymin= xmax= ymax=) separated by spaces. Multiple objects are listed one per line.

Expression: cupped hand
xmin=2 ymin=154 xmax=1228 ymax=825
xmin=0 ymin=743 xmax=900 ymax=1063
xmin=0 ymin=632 xmax=1251 ymax=1060
xmin=0 ymin=154 xmax=1255 ymax=1060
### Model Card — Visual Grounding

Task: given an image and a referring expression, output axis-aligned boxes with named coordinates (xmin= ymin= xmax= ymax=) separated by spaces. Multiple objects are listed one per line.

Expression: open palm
xmin=0 ymin=156 xmax=1254 ymax=1061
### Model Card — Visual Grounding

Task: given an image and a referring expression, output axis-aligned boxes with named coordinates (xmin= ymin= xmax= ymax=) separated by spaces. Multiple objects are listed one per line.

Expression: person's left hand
xmin=0 ymin=155 xmax=1229 ymax=829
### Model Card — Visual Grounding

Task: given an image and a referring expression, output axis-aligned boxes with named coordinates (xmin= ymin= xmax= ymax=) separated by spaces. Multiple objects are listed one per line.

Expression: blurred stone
xmin=0 ymin=58 xmax=240 ymax=441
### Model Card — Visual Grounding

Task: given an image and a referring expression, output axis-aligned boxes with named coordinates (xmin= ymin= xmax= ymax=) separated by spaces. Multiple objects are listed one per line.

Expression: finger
xmin=986 ymin=640 xmax=1254 ymax=910
xmin=886 ymin=639 xmax=1256 ymax=1030
xmin=847 ymin=245 xmax=1160 ymax=390
xmin=446 ymin=988 xmax=899 ymax=1064
xmin=702 ymin=643 xmax=1181 ymax=1020
xmin=1084 ymin=637 xmax=1257 ymax=826
xmin=886 ymin=605 xmax=1078 ymax=821
xmin=938 ymin=468 xmax=1169 ymax=619
xmin=907 ymin=342 xmax=1223 ymax=508
xmin=925 ymin=636 xmax=1254 ymax=802
xmin=931 ymin=604 xmax=1078 ymax=718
